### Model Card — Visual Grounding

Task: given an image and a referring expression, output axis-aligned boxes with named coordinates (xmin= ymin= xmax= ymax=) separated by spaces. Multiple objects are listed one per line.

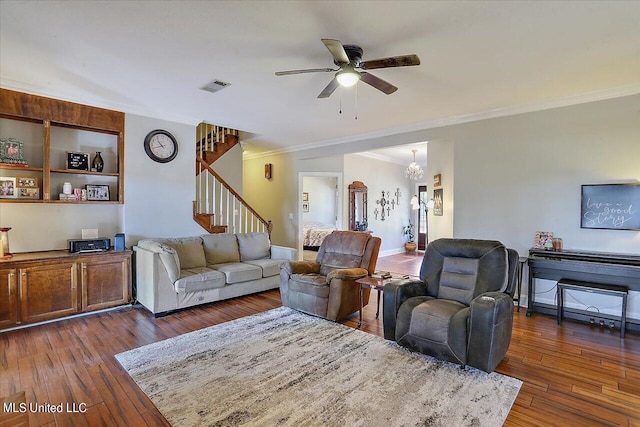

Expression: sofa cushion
xmin=209 ymin=262 xmax=262 ymax=284
xmin=154 ymin=237 xmax=206 ymax=270
xmin=174 ymin=267 xmax=226 ymax=293
xmin=237 ymin=232 xmax=270 ymax=261
xmin=136 ymin=239 xmax=182 ymax=282
xmin=409 ymin=299 xmax=467 ymax=343
xmin=202 ymin=233 xmax=240 ymax=264
xmin=244 ymin=258 xmax=284 ymax=278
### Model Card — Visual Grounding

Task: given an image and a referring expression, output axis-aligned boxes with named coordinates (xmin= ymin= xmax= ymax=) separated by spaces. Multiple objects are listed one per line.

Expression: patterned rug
xmin=116 ymin=307 xmax=521 ymax=426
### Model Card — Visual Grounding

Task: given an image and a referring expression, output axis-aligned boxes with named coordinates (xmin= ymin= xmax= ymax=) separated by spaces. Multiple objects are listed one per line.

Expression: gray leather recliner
xmin=280 ymin=231 xmax=381 ymax=321
xmin=383 ymin=238 xmax=518 ymax=373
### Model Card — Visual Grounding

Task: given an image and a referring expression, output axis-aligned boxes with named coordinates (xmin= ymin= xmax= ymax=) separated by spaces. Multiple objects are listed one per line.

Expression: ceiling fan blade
xmin=361 ymin=54 xmax=420 ymax=70
xmin=321 ymin=39 xmax=350 ymax=64
xmin=317 ymin=78 xmax=339 ymax=98
xmin=360 ymin=72 xmax=398 ymax=95
xmin=275 ymin=68 xmax=335 ymax=76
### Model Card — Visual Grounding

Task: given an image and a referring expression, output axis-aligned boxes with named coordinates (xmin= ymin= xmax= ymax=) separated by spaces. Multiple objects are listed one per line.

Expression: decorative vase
xmin=92 ymin=151 xmax=104 ymax=172
xmin=405 ymin=241 xmax=417 ymax=252
xmin=62 ymin=182 xmax=72 ymax=195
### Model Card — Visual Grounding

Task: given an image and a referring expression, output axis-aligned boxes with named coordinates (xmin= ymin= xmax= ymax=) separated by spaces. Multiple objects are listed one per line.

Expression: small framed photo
xmin=17 ymin=176 xmax=38 ymax=188
xmin=0 ymin=177 xmax=17 ymax=198
xmin=433 ymin=174 xmax=442 ymax=187
xmin=302 ymin=192 xmax=309 ymax=202
xmin=85 ymin=184 xmax=110 ymax=201
xmin=18 ymin=187 xmax=39 ymax=199
xmin=67 ymin=152 xmax=90 ymax=171
xmin=302 ymin=202 xmax=309 ymax=212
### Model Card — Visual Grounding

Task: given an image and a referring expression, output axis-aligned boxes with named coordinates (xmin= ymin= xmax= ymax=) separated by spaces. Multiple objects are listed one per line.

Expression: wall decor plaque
xmin=67 ymin=152 xmax=89 ymax=171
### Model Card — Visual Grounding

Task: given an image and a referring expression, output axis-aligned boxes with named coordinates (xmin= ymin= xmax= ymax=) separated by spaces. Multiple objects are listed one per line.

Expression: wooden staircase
xmin=196 ymin=122 xmax=239 ymax=168
xmin=193 ymin=122 xmax=272 ymax=236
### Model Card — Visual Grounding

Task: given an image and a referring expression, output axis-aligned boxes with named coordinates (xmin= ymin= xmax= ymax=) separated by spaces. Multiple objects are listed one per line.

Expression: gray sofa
xmin=133 ymin=232 xmax=297 ymax=316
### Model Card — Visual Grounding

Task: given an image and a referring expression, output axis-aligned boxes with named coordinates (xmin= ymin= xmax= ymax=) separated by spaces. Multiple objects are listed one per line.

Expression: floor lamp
xmin=410 ymin=196 xmax=435 ymax=247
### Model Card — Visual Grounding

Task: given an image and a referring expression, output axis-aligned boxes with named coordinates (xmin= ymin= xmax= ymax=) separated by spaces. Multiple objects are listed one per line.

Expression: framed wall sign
xmin=433 ymin=174 xmax=442 ymax=187
xmin=67 ymin=152 xmax=90 ymax=171
xmin=581 ymin=183 xmax=640 ymax=230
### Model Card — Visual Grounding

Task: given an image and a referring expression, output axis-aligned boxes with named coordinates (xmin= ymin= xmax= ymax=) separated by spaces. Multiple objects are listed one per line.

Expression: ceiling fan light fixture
xmin=336 ymin=68 xmax=360 ymax=87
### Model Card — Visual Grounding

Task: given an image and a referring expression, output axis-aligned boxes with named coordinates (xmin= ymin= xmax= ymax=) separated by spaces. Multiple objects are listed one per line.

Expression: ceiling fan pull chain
xmin=339 ymin=89 xmax=343 ymax=114
xmin=355 ymin=83 xmax=358 ymax=120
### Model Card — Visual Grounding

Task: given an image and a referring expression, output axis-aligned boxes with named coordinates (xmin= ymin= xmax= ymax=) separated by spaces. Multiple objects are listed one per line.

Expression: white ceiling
xmin=1 ymin=1 xmax=639 ymax=164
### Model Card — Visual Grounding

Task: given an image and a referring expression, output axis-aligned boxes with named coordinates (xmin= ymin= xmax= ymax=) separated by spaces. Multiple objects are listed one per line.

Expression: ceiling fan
xmin=275 ymin=39 xmax=420 ymax=99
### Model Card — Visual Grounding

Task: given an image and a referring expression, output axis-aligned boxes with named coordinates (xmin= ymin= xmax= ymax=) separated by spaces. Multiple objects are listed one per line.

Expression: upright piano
xmin=527 ymin=248 xmax=640 ymax=319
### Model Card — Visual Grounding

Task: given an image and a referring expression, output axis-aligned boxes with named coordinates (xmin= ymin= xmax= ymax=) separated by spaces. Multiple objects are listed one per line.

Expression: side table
xmin=356 ymin=274 xmax=412 ymax=328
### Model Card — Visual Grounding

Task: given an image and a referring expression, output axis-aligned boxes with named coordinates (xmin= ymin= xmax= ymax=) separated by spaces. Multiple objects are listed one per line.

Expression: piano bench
xmin=556 ymin=279 xmax=628 ymax=338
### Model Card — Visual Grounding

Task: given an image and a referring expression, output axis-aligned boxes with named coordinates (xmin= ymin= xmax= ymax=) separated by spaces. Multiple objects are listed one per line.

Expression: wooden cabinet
xmin=81 ymin=255 xmax=130 ymax=311
xmin=0 ymin=267 xmax=17 ymax=328
xmin=20 ymin=262 xmax=78 ymax=323
xmin=0 ymin=250 xmax=131 ymax=330
xmin=0 ymin=88 xmax=125 ymax=204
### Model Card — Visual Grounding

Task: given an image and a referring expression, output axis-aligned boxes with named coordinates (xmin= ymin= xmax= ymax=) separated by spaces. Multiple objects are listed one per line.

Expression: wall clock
xmin=144 ymin=129 xmax=178 ymax=163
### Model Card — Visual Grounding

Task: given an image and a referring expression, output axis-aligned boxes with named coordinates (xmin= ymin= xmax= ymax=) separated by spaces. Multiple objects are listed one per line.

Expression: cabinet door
xmin=20 ymin=262 xmax=78 ymax=323
xmin=82 ymin=255 xmax=130 ymax=311
xmin=0 ymin=268 xmax=17 ymax=328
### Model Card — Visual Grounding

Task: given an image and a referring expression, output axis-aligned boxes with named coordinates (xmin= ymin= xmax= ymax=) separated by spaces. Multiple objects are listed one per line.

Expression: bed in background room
xmin=303 ymin=222 xmax=336 ymax=250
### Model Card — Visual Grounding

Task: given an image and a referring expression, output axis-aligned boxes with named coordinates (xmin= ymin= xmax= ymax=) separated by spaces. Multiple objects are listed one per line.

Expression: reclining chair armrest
xmin=281 ymin=260 xmax=321 ymax=275
xmin=467 ymin=292 xmax=514 ymax=373
xmin=383 ymin=280 xmax=429 ymax=340
xmin=326 ymin=267 xmax=368 ymax=282
xmin=271 ymin=245 xmax=298 ymax=261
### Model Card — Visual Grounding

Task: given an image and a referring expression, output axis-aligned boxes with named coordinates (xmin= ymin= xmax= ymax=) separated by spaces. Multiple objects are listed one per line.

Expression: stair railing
xmin=196 ymin=156 xmax=272 ymax=236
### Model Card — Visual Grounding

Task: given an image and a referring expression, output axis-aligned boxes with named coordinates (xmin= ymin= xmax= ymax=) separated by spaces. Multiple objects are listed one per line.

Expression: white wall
xmin=447 ymin=95 xmax=640 ymax=319
xmin=343 ymin=154 xmax=412 ymax=255
xmin=123 ymin=114 xmax=203 ymax=245
xmin=425 ymin=139 xmax=454 ymax=242
xmin=302 ymin=176 xmax=336 ymax=225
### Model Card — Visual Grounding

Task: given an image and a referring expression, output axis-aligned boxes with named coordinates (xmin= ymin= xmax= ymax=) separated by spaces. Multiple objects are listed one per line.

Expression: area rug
xmin=116 ymin=307 xmax=522 ymax=426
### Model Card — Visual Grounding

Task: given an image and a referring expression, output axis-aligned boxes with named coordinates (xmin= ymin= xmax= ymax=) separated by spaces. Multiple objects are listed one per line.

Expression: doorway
xmin=297 ymin=172 xmax=343 ymax=260
xmin=417 ymin=185 xmax=428 ymax=250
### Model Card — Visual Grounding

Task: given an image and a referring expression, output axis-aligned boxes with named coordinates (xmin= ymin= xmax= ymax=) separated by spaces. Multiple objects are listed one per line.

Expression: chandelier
xmin=405 ymin=149 xmax=424 ymax=180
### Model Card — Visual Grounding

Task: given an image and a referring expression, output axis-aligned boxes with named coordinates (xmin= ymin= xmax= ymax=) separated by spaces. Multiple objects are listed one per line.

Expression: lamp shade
xmin=336 ymin=69 xmax=360 ymax=87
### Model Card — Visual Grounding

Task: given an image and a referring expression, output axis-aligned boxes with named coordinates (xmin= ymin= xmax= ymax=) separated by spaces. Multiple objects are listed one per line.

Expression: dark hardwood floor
xmin=1 ymin=251 xmax=639 ymax=426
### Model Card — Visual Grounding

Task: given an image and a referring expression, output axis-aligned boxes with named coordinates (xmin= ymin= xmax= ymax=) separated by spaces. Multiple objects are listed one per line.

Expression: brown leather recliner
xmin=383 ymin=238 xmax=518 ymax=373
xmin=280 ymin=231 xmax=382 ymax=321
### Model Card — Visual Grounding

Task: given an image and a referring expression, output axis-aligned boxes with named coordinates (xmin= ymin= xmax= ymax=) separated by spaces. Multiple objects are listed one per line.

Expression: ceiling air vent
xmin=201 ymin=79 xmax=231 ymax=94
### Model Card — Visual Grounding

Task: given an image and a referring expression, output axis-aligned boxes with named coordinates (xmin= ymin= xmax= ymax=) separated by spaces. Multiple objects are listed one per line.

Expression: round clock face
xmin=144 ymin=130 xmax=178 ymax=163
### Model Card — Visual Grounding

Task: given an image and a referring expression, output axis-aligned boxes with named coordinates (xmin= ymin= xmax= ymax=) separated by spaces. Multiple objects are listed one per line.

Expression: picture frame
xmin=433 ymin=174 xmax=442 ymax=187
xmin=67 ymin=152 xmax=90 ymax=171
xmin=0 ymin=138 xmax=27 ymax=165
xmin=302 ymin=192 xmax=309 ymax=202
xmin=433 ymin=188 xmax=443 ymax=216
xmin=264 ymin=163 xmax=272 ymax=179
xmin=581 ymin=183 xmax=640 ymax=230
xmin=534 ymin=231 xmax=554 ymax=249
xmin=0 ymin=177 xmax=17 ymax=198
xmin=85 ymin=184 xmax=110 ymax=201
xmin=18 ymin=187 xmax=39 ymax=199
xmin=16 ymin=176 xmax=38 ymax=188
xmin=302 ymin=202 xmax=309 ymax=212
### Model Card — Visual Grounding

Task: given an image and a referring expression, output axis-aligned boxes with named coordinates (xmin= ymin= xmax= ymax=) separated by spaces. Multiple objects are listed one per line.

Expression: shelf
xmin=50 ymin=169 xmax=118 ymax=177
xmin=0 ymin=165 xmax=43 ymax=172
xmin=0 ymin=89 xmax=125 ymax=204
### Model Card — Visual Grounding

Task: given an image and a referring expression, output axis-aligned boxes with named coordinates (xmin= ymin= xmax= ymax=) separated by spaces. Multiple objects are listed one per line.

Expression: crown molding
xmin=243 ymin=83 xmax=640 ymax=160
